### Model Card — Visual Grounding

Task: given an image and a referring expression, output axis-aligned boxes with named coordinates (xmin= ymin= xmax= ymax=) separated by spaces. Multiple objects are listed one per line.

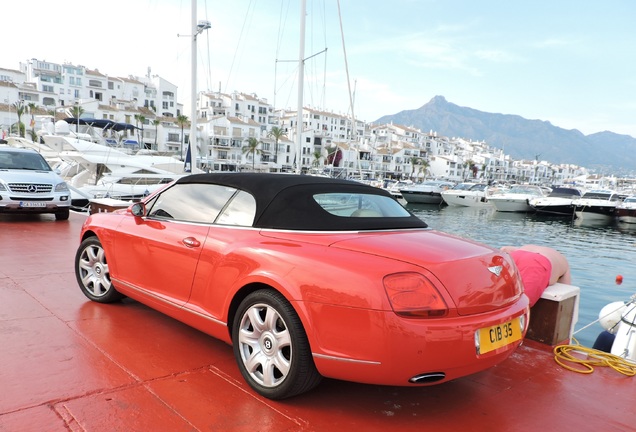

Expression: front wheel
xmin=232 ymin=289 xmax=322 ymax=399
xmin=75 ymin=237 xmax=124 ymax=303
xmin=55 ymin=208 xmax=70 ymax=221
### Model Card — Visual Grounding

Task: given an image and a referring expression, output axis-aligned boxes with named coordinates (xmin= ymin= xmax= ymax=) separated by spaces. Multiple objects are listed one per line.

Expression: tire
xmin=232 ymin=289 xmax=322 ymax=399
xmin=55 ymin=208 xmax=70 ymax=221
xmin=75 ymin=237 xmax=124 ymax=303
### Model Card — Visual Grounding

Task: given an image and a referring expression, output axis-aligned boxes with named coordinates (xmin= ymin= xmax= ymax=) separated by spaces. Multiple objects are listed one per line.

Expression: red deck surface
xmin=1 ymin=212 xmax=635 ymax=431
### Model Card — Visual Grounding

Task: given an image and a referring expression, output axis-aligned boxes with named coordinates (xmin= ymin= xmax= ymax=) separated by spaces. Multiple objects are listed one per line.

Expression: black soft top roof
xmin=177 ymin=173 xmax=428 ymax=230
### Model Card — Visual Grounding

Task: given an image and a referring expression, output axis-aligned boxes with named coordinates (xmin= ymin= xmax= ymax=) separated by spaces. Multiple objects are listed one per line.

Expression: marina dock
xmin=1 ymin=212 xmax=634 ymax=431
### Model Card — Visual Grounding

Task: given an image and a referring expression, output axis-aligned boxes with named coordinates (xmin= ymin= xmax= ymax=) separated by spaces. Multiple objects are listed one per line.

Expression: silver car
xmin=0 ymin=146 xmax=71 ymax=220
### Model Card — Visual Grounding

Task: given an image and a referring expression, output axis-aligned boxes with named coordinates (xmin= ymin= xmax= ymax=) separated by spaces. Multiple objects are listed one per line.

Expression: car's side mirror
xmin=131 ymin=202 xmax=146 ymax=217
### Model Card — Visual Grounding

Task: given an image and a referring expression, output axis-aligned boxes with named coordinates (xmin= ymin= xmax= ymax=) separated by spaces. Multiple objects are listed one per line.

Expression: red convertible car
xmin=75 ymin=173 xmax=529 ymax=399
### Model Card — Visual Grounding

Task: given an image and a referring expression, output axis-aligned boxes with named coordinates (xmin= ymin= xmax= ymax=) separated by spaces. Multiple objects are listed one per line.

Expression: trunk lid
xmin=328 ymin=229 xmax=523 ymax=315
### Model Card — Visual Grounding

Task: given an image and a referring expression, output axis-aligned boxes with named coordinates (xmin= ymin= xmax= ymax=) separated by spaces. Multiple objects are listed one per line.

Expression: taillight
xmin=383 ymin=272 xmax=448 ymax=318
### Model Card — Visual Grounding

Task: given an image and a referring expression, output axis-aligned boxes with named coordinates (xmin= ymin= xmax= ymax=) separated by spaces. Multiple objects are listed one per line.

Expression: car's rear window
xmin=313 ymin=193 xmax=411 ymax=218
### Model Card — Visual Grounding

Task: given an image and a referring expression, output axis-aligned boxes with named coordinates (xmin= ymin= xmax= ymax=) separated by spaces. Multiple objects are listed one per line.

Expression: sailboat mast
xmin=295 ymin=0 xmax=306 ymax=174
xmin=189 ymin=0 xmax=198 ymax=172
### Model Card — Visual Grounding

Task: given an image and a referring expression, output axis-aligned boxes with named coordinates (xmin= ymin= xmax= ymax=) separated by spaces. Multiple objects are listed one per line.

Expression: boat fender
xmin=592 ymin=331 xmax=615 ymax=353
xmin=610 ymin=303 xmax=636 ymax=361
xmin=599 ymin=301 xmax=627 ymax=333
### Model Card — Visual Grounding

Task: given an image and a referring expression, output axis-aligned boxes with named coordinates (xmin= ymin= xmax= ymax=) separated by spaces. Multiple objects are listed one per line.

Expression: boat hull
xmin=489 ymin=197 xmax=534 ymax=212
xmin=529 ymin=196 xmax=577 ymax=216
xmin=400 ymin=191 xmax=444 ymax=204
xmin=532 ymin=204 xmax=575 ymax=216
xmin=441 ymin=191 xmax=491 ymax=207
xmin=574 ymin=204 xmax=617 ymax=221
xmin=616 ymin=208 xmax=636 ymax=224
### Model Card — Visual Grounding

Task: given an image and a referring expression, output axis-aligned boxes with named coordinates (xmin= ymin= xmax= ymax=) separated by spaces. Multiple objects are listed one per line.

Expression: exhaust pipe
xmin=409 ymin=372 xmax=446 ymax=384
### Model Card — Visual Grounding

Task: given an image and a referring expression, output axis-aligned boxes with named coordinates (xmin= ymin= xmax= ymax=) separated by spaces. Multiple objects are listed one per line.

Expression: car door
xmin=110 ymin=182 xmax=237 ymax=307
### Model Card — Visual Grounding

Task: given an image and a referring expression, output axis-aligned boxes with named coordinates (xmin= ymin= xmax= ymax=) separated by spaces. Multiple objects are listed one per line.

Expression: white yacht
xmin=529 ymin=186 xmax=583 ymax=216
xmin=617 ymin=195 xmax=636 ymax=224
xmin=488 ymin=184 xmax=546 ymax=212
xmin=572 ymin=189 xmax=623 ymax=222
xmin=27 ymin=118 xmax=191 ymax=210
xmin=441 ymin=183 xmax=492 ymax=207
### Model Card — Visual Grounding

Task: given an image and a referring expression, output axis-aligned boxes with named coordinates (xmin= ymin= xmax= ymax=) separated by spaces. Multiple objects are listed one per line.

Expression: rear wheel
xmin=233 ymin=289 xmax=322 ymax=399
xmin=75 ymin=237 xmax=124 ymax=303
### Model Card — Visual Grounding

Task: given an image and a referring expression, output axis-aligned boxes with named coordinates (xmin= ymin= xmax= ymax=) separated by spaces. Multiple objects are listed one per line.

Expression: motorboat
xmin=399 ymin=180 xmax=455 ymax=204
xmin=571 ymin=189 xmax=623 ymax=222
xmin=441 ymin=182 xmax=492 ymax=207
xmin=616 ymin=195 xmax=636 ymax=224
xmin=596 ymin=298 xmax=636 ymax=362
xmin=44 ymin=137 xmax=187 ymax=210
xmin=529 ymin=186 xmax=583 ymax=216
xmin=383 ymin=179 xmax=413 ymax=199
xmin=19 ymin=118 xmax=193 ymax=210
xmin=488 ymin=184 xmax=546 ymax=212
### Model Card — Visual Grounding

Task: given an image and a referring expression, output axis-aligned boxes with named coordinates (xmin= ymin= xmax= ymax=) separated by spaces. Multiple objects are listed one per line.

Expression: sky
xmin=5 ymin=1 xmax=636 ymax=138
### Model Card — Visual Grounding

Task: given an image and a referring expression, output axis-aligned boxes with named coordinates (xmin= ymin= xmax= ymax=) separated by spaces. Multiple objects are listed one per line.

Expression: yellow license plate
xmin=478 ymin=317 xmax=521 ymax=355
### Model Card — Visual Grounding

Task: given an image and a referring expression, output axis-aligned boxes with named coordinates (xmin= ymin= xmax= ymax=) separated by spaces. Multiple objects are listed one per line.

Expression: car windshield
xmin=0 ymin=151 xmax=52 ymax=171
xmin=313 ymin=193 xmax=411 ymax=218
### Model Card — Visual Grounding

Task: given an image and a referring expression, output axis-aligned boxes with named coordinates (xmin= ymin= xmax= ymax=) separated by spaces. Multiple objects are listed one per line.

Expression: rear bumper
xmin=306 ymin=297 xmax=530 ymax=386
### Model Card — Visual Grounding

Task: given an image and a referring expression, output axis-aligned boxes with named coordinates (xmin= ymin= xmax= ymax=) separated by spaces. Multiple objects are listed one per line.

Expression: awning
xmin=63 ymin=118 xmax=138 ymax=132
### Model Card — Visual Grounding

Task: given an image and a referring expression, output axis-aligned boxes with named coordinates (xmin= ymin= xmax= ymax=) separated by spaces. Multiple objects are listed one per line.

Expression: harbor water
xmin=404 ymin=202 xmax=636 ymax=347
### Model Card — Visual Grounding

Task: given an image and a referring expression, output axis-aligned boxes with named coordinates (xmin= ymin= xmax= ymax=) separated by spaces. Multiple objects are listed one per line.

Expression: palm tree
xmin=176 ymin=114 xmax=189 ymax=159
xmin=268 ymin=126 xmax=285 ymax=164
xmin=418 ymin=159 xmax=430 ymax=179
xmin=408 ymin=156 xmax=422 ymax=180
xmin=12 ymin=101 xmax=26 ymax=137
xmin=27 ymin=102 xmax=37 ymax=136
xmin=28 ymin=129 xmax=38 ymax=142
xmin=464 ymin=159 xmax=474 ymax=179
xmin=152 ymin=119 xmax=161 ymax=150
xmin=137 ymin=114 xmax=146 ymax=148
xmin=312 ymin=150 xmax=322 ymax=167
xmin=70 ymin=105 xmax=84 ymax=135
xmin=242 ymin=137 xmax=263 ymax=171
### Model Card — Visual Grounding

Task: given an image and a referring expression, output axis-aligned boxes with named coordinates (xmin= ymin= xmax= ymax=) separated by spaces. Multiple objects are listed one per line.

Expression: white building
xmin=0 ymin=58 xmax=595 ymax=181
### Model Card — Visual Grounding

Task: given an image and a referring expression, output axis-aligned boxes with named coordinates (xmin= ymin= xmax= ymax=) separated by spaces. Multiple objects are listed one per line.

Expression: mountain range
xmin=375 ymin=96 xmax=636 ymax=175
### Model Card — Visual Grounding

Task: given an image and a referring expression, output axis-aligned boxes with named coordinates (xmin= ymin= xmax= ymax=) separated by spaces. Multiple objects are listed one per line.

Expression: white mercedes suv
xmin=0 ymin=146 xmax=71 ymax=220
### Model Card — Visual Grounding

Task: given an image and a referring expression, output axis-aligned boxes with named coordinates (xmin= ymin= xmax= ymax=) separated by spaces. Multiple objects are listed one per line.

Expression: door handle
xmin=182 ymin=237 xmax=201 ymax=248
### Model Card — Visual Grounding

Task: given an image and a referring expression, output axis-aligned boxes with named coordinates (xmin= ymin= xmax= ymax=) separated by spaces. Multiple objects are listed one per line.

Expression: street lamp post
xmin=185 ymin=0 xmax=211 ymax=173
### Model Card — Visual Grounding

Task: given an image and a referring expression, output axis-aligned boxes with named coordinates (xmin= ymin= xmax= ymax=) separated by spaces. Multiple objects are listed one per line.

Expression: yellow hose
xmin=553 ymin=338 xmax=636 ymax=376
